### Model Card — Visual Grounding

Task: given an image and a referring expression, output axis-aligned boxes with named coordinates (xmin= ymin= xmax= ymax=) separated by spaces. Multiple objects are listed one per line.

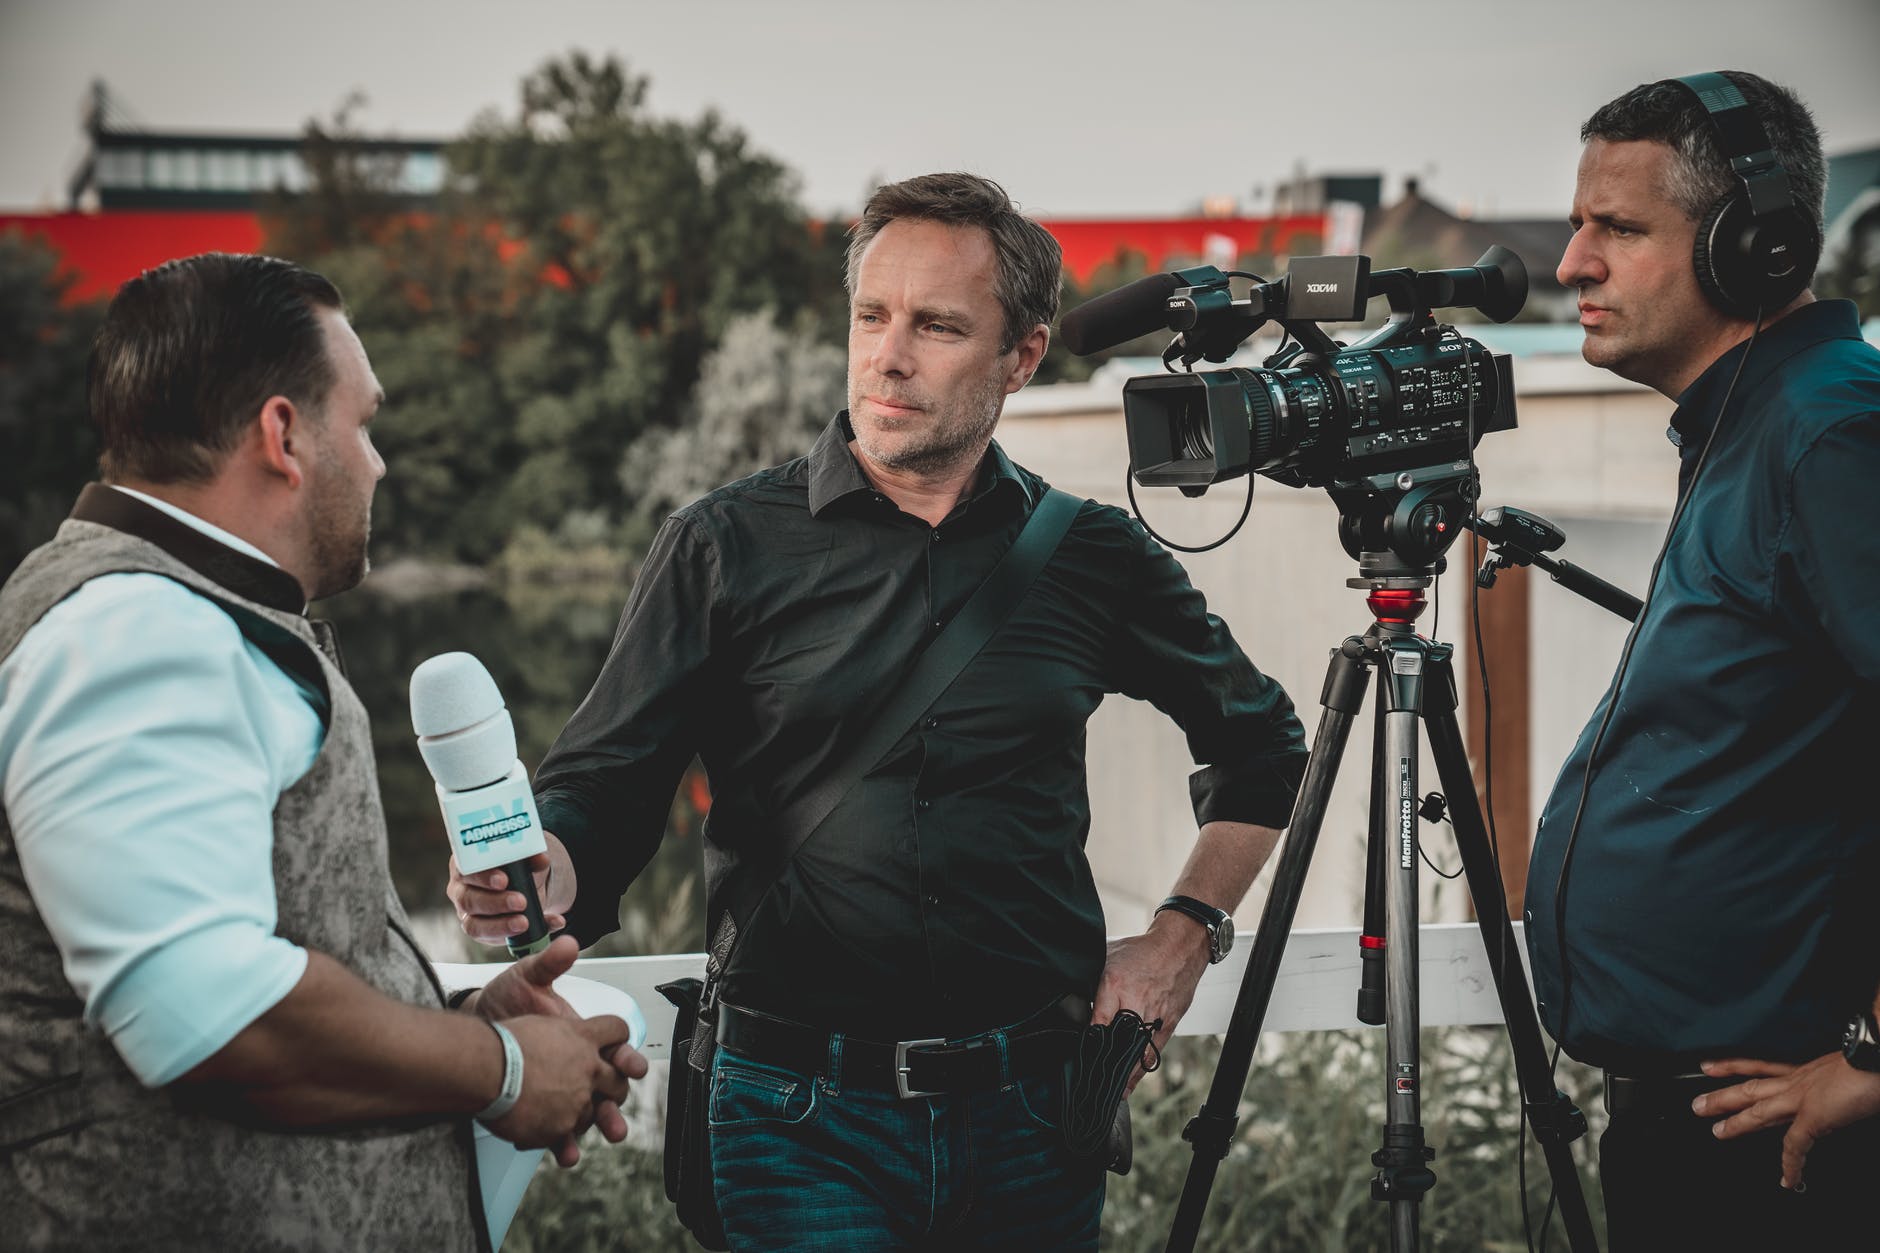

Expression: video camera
xmin=1058 ymin=247 xmax=1529 ymax=573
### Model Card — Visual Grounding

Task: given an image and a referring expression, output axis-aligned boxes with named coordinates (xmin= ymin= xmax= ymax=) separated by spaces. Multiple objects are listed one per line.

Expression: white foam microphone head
xmin=409 ymin=652 xmax=518 ymax=792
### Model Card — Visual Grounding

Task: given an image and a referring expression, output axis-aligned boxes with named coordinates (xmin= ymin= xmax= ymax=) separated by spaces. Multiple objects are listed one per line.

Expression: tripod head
xmin=1332 ymin=461 xmax=1478 ymax=580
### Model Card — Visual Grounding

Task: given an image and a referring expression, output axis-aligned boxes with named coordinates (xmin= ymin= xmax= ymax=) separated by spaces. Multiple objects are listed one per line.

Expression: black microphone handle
xmin=500 ymin=859 xmax=553 ymax=957
xmin=1537 ymin=555 xmax=1644 ymax=623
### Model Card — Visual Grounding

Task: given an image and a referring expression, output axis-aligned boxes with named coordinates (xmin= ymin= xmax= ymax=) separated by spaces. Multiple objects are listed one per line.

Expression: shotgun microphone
xmin=409 ymin=652 xmax=551 ymax=956
xmin=1057 ymin=271 xmax=1185 ymax=356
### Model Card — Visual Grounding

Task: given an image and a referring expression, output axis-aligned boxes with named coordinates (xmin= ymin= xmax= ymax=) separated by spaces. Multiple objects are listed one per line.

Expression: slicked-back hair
xmin=1582 ymin=71 xmax=1826 ymax=261
xmin=88 ymin=253 xmax=345 ymax=483
xmin=845 ymin=173 xmax=1062 ymax=354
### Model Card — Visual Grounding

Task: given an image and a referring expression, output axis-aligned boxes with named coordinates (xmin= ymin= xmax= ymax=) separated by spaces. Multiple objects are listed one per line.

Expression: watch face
xmin=1217 ymin=914 xmax=1235 ymax=955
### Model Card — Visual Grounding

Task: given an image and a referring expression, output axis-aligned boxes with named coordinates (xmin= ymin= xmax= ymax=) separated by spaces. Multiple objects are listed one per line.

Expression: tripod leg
xmin=1358 ymin=677 xmax=1389 ymax=1025
xmin=1421 ymin=649 xmax=1602 ymax=1253
xmin=1375 ymin=639 xmax=1437 ymax=1253
xmin=1163 ymin=638 xmax=1371 ymax=1253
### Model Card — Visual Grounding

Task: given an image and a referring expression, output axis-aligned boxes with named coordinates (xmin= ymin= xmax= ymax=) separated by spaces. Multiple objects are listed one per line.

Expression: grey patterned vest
xmin=0 ymin=487 xmax=487 ymax=1252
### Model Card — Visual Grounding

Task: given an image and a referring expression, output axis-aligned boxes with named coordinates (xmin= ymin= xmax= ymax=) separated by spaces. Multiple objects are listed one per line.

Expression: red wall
xmin=1 ymin=211 xmax=265 ymax=303
xmin=1 ymin=208 xmax=1329 ymax=302
xmin=1047 ymin=214 xmax=1328 ymax=284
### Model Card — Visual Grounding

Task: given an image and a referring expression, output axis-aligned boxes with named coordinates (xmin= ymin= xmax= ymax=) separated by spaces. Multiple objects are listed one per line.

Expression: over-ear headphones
xmin=1662 ymin=71 xmax=1821 ymax=318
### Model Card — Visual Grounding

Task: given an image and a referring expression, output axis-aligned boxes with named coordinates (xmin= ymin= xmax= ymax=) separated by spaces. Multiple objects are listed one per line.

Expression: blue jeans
xmin=707 ymin=1033 xmax=1105 ymax=1252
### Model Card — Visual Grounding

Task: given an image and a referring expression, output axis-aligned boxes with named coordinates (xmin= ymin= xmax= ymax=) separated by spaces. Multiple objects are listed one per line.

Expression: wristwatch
xmin=1842 ymin=1011 xmax=1880 ymax=1073
xmin=1156 ymin=895 xmax=1234 ymax=964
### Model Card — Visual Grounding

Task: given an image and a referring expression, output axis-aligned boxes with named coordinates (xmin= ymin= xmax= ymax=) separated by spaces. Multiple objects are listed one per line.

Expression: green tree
xmin=619 ymin=306 xmax=844 ymax=527
xmin=0 ymin=232 xmax=103 ymax=579
xmin=264 ymin=54 xmax=849 ymax=566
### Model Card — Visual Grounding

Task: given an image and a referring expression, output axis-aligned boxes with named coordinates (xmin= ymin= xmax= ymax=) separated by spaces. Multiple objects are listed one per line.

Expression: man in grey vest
xmin=0 ymin=252 xmax=646 ymax=1252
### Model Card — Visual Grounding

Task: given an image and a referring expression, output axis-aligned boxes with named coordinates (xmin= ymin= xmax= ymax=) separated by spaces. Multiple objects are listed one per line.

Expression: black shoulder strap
xmin=710 ymin=487 xmax=1083 ymax=954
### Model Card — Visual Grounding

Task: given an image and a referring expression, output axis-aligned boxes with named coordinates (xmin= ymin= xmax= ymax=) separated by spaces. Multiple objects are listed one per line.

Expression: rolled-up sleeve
xmin=1108 ymin=526 xmax=1308 ymax=829
xmin=0 ymin=575 xmax=318 ymax=1087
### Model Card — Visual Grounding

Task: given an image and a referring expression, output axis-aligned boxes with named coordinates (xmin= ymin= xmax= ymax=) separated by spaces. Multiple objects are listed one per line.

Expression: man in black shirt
xmin=451 ymin=172 xmax=1307 ymax=1249
xmin=1525 ymin=72 xmax=1880 ymax=1250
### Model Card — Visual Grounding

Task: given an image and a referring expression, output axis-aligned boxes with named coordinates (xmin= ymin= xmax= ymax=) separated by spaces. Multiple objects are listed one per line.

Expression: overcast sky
xmin=3 ymin=0 xmax=1878 ymax=222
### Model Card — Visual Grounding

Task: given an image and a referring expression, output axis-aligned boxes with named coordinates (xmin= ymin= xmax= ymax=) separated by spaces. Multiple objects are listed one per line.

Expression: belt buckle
xmin=894 ymin=1037 xmax=948 ymax=1099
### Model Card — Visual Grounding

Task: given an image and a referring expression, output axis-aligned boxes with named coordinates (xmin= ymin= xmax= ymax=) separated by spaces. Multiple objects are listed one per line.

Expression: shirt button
xmin=931 ymin=530 xmax=941 ymax=542
xmin=917 ymin=799 xmax=932 ymax=811
xmin=922 ymin=717 xmax=939 ymax=730
xmin=925 ymin=894 xmax=941 ymax=907
xmin=931 ymin=619 xmax=943 ymax=630
xmin=1523 ymin=910 xmax=1533 ymax=923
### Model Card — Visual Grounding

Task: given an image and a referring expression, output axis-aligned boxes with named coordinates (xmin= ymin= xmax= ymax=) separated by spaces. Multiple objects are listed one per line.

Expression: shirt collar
xmin=1669 ymin=299 xmax=1865 ymax=452
xmin=70 ymin=483 xmax=308 ymax=614
xmin=806 ymin=412 xmax=1034 ymax=522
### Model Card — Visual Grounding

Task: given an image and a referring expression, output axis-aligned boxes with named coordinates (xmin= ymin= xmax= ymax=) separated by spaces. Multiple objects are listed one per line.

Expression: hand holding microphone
xmin=412 ymin=652 xmax=570 ymax=954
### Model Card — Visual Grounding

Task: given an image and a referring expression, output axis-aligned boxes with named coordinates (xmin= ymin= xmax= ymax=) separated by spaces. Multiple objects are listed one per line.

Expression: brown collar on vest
xmin=70 ymin=483 xmax=307 ymax=614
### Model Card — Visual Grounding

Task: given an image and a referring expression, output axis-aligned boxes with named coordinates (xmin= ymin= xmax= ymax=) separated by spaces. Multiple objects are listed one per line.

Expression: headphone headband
xmin=1665 ymin=73 xmax=1795 ymax=219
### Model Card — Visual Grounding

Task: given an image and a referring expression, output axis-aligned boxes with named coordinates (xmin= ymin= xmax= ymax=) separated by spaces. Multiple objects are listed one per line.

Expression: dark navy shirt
xmin=1526 ymin=300 xmax=1880 ymax=1072
xmin=536 ymin=415 xmax=1307 ymax=1038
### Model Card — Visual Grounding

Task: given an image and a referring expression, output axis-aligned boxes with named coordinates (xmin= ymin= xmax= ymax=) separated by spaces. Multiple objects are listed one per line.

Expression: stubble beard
xmin=307 ymin=456 xmax=373 ymax=601
xmin=848 ymin=371 xmax=1007 ymax=480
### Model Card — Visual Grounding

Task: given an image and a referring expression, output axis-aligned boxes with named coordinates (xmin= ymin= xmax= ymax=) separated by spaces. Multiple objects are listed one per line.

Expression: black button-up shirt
xmin=536 ymin=415 xmax=1307 ymax=1038
xmin=1526 ymin=301 xmax=1880 ymax=1072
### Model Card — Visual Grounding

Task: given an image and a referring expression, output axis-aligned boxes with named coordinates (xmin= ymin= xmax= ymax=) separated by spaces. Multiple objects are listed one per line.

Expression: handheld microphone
xmin=1057 ymin=271 xmax=1186 ymax=356
xmin=410 ymin=652 xmax=551 ymax=957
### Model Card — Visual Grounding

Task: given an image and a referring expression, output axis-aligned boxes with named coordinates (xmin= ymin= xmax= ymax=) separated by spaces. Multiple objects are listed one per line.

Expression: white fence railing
xmin=535 ymin=922 xmax=1536 ymax=1062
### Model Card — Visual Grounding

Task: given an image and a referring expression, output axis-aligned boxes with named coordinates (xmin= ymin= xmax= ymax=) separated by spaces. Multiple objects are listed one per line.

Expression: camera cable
xmin=1124 ymin=463 xmax=1256 ymax=553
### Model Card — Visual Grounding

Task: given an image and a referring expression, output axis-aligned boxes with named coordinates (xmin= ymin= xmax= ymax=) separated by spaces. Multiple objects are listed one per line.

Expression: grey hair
xmin=844 ymin=172 xmax=1061 ymax=354
xmin=1581 ymin=71 xmax=1825 ymax=249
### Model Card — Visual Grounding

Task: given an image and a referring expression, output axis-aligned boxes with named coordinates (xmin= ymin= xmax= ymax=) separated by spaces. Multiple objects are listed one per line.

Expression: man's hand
xmin=1693 ymin=1053 xmax=1880 ymax=1188
xmin=465 ymin=935 xmax=645 ymax=1166
xmin=484 ymin=1013 xmax=648 ymax=1169
xmin=1091 ymin=913 xmax=1213 ymax=1094
xmin=448 ymin=830 xmax=576 ymax=946
xmin=472 ymin=934 xmax=583 ymax=1021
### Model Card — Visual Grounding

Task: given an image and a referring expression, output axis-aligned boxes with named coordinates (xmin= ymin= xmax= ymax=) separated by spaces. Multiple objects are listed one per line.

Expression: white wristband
xmin=476 ymin=1020 xmax=524 ymax=1123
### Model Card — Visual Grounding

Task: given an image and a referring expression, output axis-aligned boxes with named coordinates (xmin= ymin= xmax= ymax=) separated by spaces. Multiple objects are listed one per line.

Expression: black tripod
xmin=1164 ymin=567 xmax=1600 ymax=1253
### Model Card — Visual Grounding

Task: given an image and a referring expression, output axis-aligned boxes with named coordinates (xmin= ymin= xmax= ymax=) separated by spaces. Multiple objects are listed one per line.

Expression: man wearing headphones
xmin=1524 ymin=72 xmax=1880 ymax=1249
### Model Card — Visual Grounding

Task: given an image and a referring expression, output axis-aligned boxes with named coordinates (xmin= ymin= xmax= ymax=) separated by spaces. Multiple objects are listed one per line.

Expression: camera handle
xmin=1163 ymin=577 xmax=1600 ymax=1253
xmin=1468 ymin=506 xmax=1644 ymax=623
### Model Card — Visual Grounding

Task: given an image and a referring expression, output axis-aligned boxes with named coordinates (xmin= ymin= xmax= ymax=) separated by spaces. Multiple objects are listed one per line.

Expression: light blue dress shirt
xmin=0 ymin=489 xmax=322 ymax=1086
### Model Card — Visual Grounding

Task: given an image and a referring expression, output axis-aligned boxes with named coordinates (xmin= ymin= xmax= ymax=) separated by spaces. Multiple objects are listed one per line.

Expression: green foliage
xmin=264 ymin=54 xmax=849 ymax=566
xmin=619 ymin=307 xmax=844 ymax=522
xmin=1109 ymin=1030 xmax=1605 ymax=1252
xmin=0 ymin=232 xmax=103 ymax=578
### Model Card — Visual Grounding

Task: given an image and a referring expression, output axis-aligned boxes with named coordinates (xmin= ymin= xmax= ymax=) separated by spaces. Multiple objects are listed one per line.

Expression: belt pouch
xmin=655 ymin=978 xmax=729 ymax=1252
xmin=1062 ymin=1009 xmax=1157 ymax=1176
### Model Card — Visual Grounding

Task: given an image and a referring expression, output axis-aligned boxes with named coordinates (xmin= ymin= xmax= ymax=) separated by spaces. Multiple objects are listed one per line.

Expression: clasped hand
xmin=470 ymin=935 xmax=649 ymax=1168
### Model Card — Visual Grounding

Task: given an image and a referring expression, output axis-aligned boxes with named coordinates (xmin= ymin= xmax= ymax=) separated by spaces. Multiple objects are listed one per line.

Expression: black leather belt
xmin=716 ymin=1003 xmax=1077 ymax=1099
xmin=1603 ymin=1071 xmax=1733 ymax=1119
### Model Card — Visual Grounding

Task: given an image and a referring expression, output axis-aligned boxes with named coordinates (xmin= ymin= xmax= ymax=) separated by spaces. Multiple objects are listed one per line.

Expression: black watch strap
xmin=1844 ymin=1011 xmax=1880 ymax=1073
xmin=1156 ymin=894 xmax=1232 ymax=963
